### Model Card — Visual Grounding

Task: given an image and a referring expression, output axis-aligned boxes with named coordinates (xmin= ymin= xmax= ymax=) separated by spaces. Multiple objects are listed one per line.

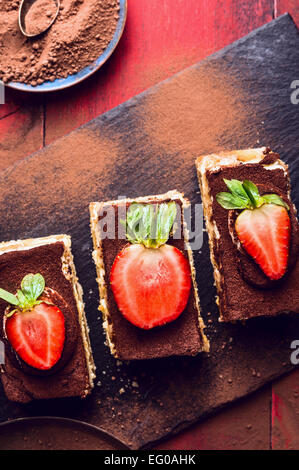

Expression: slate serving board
xmin=0 ymin=14 xmax=298 ymax=450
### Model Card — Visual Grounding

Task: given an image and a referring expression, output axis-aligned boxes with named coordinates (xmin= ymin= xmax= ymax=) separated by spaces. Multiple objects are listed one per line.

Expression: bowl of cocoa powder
xmin=0 ymin=0 xmax=127 ymax=92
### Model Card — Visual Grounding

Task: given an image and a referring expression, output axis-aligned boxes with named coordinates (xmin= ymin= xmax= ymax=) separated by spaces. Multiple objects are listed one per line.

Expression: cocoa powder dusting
xmin=1 ymin=127 xmax=122 ymax=221
xmin=24 ymin=0 xmax=57 ymax=36
xmin=0 ymin=64 xmax=254 ymax=227
xmin=140 ymin=64 xmax=255 ymax=158
xmin=0 ymin=0 xmax=120 ymax=86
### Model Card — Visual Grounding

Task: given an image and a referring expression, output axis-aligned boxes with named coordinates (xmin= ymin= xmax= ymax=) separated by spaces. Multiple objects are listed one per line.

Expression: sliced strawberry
xmin=110 ymin=244 xmax=192 ymax=329
xmin=235 ymin=204 xmax=291 ymax=281
xmin=5 ymin=302 xmax=65 ymax=370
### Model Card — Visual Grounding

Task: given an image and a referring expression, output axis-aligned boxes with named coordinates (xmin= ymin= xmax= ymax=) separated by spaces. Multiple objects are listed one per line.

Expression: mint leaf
xmin=262 ymin=194 xmax=289 ymax=210
xmin=124 ymin=202 xmax=177 ymax=248
xmin=224 ymin=179 xmax=249 ymax=202
xmin=216 ymin=192 xmax=248 ymax=210
xmin=242 ymin=180 xmax=261 ymax=208
xmin=156 ymin=202 xmax=177 ymax=246
xmin=216 ymin=178 xmax=290 ymax=213
xmin=125 ymin=203 xmax=145 ymax=244
xmin=0 ymin=288 xmax=19 ymax=306
xmin=0 ymin=273 xmax=46 ymax=317
xmin=21 ymin=273 xmax=45 ymax=302
xmin=142 ymin=204 xmax=156 ymax=247
xmin=17 ymin=289 xmax=27 ymax=307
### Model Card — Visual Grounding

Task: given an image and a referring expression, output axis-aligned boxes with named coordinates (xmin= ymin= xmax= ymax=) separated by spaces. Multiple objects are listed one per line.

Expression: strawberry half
xmin=110 ymin=201 xmax=192 ymax=329
xmin=216 ymin=178 xmax=291 ymax=281
xmin=0 ymin=273 xmax=65 ymax=370
xmin=235 ymin=204 xmax=290 ymax=280
xmin=5 ymin=302 xmax=65 ymax=370
xmin=110 ymin=244 xmax=191 ymax=329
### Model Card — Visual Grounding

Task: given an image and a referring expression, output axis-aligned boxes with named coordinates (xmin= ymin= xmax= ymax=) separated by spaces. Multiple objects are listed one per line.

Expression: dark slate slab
xmin=0 ymin=14 xmax=298 ymax=449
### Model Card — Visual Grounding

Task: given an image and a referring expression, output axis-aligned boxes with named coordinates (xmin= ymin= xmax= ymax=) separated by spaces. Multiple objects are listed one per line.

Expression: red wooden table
xmin=0 ymin=0 xmax=298 ymax=450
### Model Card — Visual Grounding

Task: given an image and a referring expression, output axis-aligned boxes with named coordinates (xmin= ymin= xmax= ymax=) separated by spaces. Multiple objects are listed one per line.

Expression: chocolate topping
xmin=99 ymin=199 xmax=204 ymax=360
xmin=206 ymin=157 xmax=299 ymax=322
xmin=0 ymin=242 xmax=90 ymax=403
xmin=259 ymin=148 xmax=280 ymax=166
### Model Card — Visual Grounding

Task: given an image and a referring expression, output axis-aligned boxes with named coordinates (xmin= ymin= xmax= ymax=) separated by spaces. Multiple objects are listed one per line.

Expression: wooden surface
xmin=0 ymin=0 xmax=298 ymax=450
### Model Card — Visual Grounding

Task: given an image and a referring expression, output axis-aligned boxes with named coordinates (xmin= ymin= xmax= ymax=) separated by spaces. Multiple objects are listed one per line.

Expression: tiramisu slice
xmin=196 ymin=147 xmax=299 ymax=322
xmin=0 ymin=235 xmax=95 ymax=403
xmin=90 ymin=191 xmax=209 ymax=360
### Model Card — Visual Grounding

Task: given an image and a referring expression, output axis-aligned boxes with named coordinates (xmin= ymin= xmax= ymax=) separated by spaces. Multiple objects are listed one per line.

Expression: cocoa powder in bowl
xmin=0 ymin=0 xmax=120 ymax=86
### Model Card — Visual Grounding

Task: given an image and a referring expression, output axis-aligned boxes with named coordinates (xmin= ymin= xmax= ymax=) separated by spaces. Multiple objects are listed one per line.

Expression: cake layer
xmin=90 ymin=191 xmax=209 ymax=360
xmin=0 ymin=235 xmax=95 ymax=403
xmin=196 ymin=148 xmax=299 ymax=322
